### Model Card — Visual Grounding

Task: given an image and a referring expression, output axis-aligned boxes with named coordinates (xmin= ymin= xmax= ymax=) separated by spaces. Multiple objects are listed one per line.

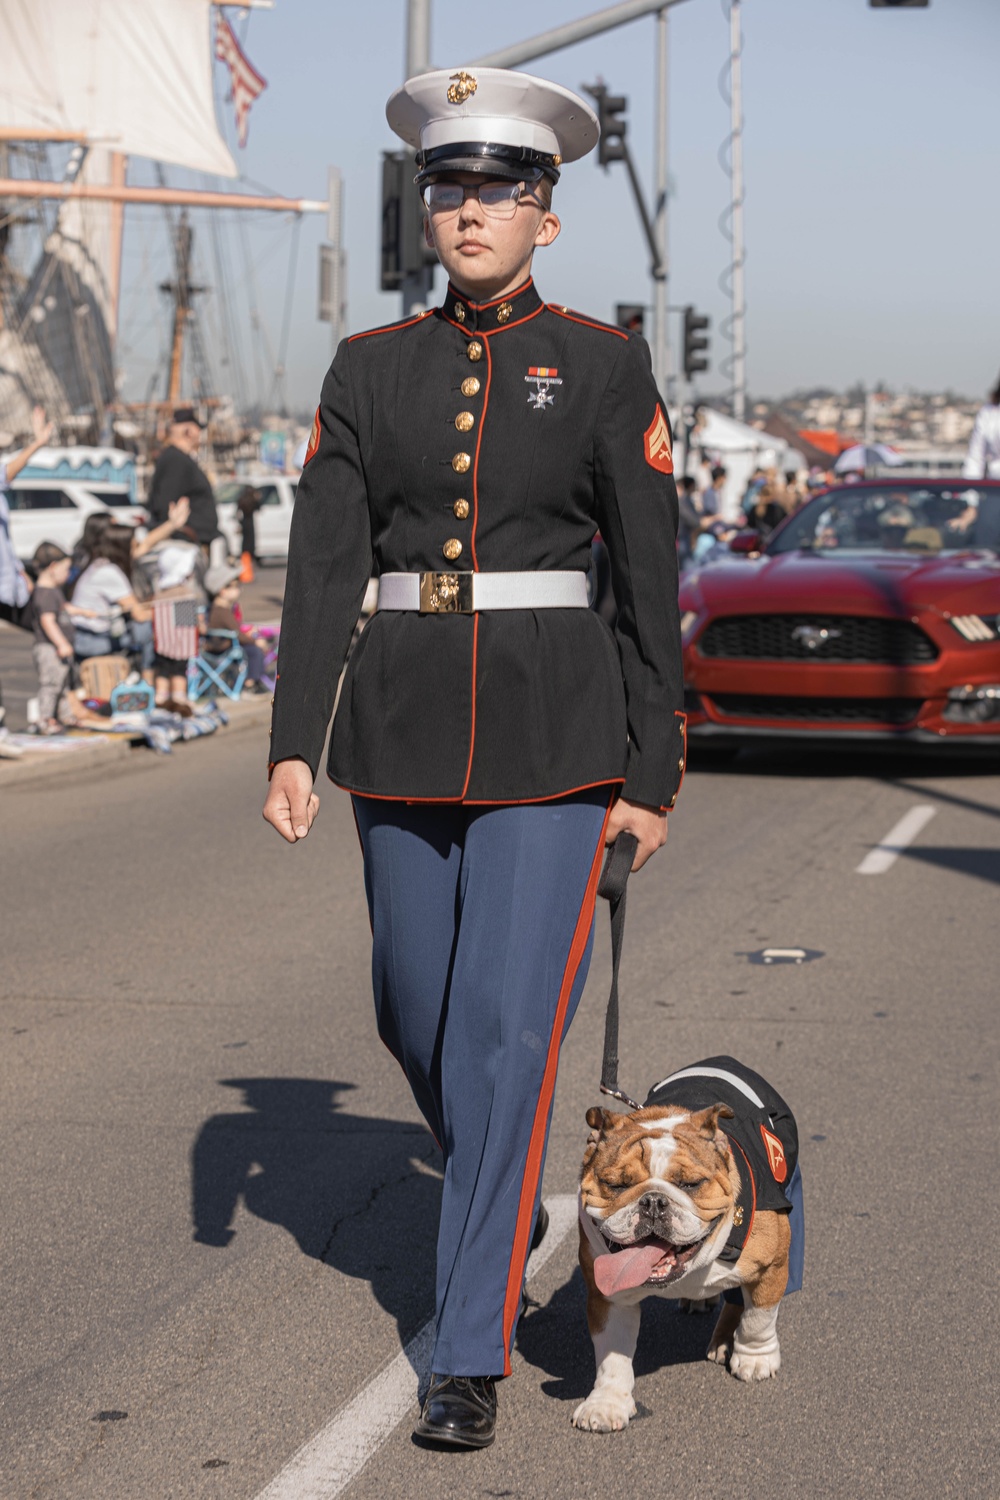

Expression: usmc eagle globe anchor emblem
xmin=525 ymin=366 xmax=562 ymax=411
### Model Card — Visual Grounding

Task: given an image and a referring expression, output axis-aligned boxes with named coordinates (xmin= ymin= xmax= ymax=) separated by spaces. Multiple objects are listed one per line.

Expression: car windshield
xmin=768 ymin=485 xmax=1000 ymax=556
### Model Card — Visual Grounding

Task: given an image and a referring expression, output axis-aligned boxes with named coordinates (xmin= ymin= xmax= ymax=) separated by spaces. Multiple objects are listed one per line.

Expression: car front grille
xmin=698 ymin=614 xmax=938 ymax=664
xmin=708 ymin=694 xmax=923 ymax=726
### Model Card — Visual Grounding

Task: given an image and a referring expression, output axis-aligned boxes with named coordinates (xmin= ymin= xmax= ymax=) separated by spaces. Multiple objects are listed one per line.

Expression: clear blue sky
xmin=117 ymin=0 xmax=999 ymax=413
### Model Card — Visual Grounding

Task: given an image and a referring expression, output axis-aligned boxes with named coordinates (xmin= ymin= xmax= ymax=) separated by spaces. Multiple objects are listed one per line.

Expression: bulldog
xmin=573 ymin=1055 xmax=799 ymax=1432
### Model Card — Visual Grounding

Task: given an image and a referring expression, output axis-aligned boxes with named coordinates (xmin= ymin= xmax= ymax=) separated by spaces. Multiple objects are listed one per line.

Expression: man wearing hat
xmin=263 ymin=67 xmax=685 ymax=1449
xmin=147 ymin=408 xmax=221 ymax=557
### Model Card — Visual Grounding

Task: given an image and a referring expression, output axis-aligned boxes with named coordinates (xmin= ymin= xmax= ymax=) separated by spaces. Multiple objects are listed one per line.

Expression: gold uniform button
xmin=496 ymin=301 xmax=513 ymax=323
xmin=452 ymin=452 xmax=471 ymax=474
xmin=461 ymin=377 xmax=481 ymax=397
xmin=443 ymin=538 xmax=463 ymax=561
xmin=455 ymin=303 xmax=466 ymax=323
xmin=678 ymin=758 xmax=685 ymax=771
xmin=669 ymin=794 xmax=677 ymax=809
xmin=467 ymin=341 xmax=483 ymax=362
xmin=453 ymin=498 xmax=470 ymax=519
xmin=455 ymin=411 xmax=475 ymax=432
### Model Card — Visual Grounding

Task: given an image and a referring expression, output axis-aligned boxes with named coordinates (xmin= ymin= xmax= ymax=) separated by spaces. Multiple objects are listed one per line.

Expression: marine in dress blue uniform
xmin=266 ymin=66 xmax=685 ymax=1447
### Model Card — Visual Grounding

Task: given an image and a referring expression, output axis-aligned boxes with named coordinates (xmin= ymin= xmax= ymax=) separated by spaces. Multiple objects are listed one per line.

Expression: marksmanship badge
xmin=525 ymin=366 xmax=562 ymax=411
xmin=447 ymin=71 xmax=478 ymax=105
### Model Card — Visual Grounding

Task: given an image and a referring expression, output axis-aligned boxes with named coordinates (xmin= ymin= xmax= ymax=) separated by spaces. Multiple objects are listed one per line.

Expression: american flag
xmin=153 ymin=592 xmax=199 ymax=661
xmin=214 ymin=14 xmax=267 ymax=148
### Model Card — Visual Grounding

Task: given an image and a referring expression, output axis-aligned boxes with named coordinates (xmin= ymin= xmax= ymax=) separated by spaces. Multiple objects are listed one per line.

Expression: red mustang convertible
xmin=679 ymin=480 xmax=1000 ymax=746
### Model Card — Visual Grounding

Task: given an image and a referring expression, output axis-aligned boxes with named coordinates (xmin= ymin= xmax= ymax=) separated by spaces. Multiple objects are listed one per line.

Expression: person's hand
xmin=57 ymin=643 xmax=74 ymax=661
xmin=30 ymin=405 xmax=54 ymax=447
xmin=263 ymin=757 xmax=319 ymax=844
xmin=168 ymin=496 xmax=191 ymax=529
xmin=605 ymin=796 xmax=667 ymax=872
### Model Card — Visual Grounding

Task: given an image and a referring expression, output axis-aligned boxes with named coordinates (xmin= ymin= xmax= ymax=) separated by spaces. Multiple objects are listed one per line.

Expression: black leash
xmin=597 ymin=831 xmax=641 ymax=1111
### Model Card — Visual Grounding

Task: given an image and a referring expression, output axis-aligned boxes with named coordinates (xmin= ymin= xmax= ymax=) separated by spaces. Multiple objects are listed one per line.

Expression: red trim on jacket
xmin=459 ymin=614 xmax=479 ymax=800
xmin=546 ymin=306 xmax=629 ymax=339
xmin=500 ymin=792 xmax=615 ymax=1373
xmin=347 ymin=310 xmax=433 ymax=342
xmin=335 ymin=776 xmax=624 ymax=806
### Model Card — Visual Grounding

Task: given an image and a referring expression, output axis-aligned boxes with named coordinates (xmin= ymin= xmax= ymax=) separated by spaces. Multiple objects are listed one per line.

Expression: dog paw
xmin=729 ymin=1346 xmax=780 ymax=1382
xmin=679 ymin=1296 xmax=720 ymax=1315
xmin=571 ymin=1392 xmax=637 ymax=1432
xmin=706 ymin=1336 xmax=733 ymax=1366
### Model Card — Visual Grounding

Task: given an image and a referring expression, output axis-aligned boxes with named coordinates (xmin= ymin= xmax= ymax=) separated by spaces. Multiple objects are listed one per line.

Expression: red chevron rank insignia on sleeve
xmin=643 ymin=406 xmax=673 ymax=474
xmin=304 ymin=407 xmax=321 ymax=465
xmin=760 ymin=1125 xmax=788 ymax=1183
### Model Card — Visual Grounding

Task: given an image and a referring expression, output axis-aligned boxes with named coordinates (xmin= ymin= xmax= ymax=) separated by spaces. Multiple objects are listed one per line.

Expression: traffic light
xmin=615 ymin=304 xmax=644 ymax=336
xmin=380 ymin=151 xmax=436 ymax=291
xmin=869 ymin=2 xmax=928 ymax=7
xmin=682 ymin=306 xmax=710 ymax=379
xmin=585 ymin=84 xmax=627 ymax=167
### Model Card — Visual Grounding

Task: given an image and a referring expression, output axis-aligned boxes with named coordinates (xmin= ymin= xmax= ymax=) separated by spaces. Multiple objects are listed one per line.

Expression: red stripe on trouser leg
xmin=500 ymin=792 xmax=615 ymax=1373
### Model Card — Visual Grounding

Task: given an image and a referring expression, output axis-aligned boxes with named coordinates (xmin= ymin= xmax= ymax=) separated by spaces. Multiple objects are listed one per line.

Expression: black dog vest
xmin=643 ymin=1056 xmax=798 ymax=1263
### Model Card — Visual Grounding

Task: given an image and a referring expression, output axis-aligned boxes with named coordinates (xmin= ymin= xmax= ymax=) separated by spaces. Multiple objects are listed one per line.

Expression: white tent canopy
xmin=679 ymin=407 xmax=801 ymax=521
xmin=0 ymin=0 xmax=236 ymax=177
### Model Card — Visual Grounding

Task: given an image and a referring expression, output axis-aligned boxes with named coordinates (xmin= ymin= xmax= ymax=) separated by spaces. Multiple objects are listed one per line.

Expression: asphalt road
xmin=1 ymin=730 xmax=998 ymax=1499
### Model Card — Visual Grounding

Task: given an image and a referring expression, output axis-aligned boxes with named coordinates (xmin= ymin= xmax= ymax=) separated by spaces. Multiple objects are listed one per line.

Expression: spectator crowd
xmin=0 ymin=407 xmax=275 ymax=758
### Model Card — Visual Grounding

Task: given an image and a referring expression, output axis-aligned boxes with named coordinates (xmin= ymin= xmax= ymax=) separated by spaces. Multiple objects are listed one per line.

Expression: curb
xmin=0 ymin=698 xmax=272 ymax=790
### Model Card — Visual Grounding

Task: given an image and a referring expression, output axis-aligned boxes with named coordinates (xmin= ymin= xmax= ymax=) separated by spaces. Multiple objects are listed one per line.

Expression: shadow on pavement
xmin=190 ymin=1077 xmax=441 ymax=1345
xmin=900 ymin=846 xmax=1000 ymax=886
xmin=516 ymin=1268 xmax=709 ymax=1404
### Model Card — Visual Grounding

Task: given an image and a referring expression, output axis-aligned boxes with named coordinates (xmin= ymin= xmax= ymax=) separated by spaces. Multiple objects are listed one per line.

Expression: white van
xmin=6 ymin=478 xmax=143 ymax=561
xmin=215 ymin=475 xmax=298 ymax=562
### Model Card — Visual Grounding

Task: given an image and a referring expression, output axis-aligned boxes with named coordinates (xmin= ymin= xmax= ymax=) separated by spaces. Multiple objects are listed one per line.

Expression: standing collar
xmin=441 ymin=277 xmax=542 ymax=335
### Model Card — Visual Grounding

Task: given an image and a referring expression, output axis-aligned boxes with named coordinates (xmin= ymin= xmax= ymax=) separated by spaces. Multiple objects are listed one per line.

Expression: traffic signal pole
xmin=402 ymin=0 xmax=434 ymax=315
xmin=653 ymin=8 xmax=671 ymax=401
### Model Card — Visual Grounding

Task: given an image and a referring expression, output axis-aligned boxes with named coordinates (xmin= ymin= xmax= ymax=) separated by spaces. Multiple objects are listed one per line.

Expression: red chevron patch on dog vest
xmin=760 ymin=1125 xmax=787 ymax=1183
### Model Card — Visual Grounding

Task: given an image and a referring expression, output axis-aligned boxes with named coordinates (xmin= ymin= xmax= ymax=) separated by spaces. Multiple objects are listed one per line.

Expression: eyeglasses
xmin=420 ymin=180 xmax=541 ymax=220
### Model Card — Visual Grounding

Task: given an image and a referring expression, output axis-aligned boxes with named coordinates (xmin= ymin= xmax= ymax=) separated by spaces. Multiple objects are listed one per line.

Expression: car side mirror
xmin=728 ymin=529 xmax=762 ymax=555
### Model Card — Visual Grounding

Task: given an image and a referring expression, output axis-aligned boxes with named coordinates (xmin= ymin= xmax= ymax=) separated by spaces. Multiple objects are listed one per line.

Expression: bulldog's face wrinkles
xmin=580 ymin=1103 xmax=739 ymax=1287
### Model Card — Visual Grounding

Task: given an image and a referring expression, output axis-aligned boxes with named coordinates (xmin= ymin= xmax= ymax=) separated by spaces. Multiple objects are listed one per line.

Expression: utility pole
xmin=402 ymin=0 xmax=434 ymax=316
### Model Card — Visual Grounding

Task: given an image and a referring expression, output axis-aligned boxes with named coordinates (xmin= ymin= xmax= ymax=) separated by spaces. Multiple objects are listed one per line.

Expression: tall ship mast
xmin=0 ymin=0 xmax=325 ymax=448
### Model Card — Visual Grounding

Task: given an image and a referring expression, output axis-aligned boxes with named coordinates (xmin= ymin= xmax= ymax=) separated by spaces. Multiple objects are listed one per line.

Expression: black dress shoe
xmin=415 ymin=1375 xmax=497 ymax=1449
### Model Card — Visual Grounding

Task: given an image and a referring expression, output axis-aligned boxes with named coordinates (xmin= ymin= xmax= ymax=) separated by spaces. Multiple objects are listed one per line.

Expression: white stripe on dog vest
xmin=648 ymin=1065 xmax=765 ymax=1109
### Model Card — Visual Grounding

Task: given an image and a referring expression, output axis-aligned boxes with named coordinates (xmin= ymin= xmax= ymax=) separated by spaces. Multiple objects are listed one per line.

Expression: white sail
xmin=0 ymin=0 xmax=236 ymax=178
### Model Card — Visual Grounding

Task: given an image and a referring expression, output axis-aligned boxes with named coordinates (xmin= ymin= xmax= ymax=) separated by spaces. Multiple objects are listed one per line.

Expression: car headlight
xmin=680 ymin=610 xmax=698 ymax=640
xmin=948 ymin=614 xmax=1000 ymax=642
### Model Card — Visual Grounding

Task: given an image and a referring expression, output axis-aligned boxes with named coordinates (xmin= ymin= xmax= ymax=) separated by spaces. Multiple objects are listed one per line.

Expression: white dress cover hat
xmin=386 ymin=67 xmax=600 ymax=185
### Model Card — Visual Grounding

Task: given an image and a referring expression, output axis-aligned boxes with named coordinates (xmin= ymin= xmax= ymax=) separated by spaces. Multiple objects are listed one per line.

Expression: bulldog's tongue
xmin=594 ymin=1242 xmax=669 ymax=1297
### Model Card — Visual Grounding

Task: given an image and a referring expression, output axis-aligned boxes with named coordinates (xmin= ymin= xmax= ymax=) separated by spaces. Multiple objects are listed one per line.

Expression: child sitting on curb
xmin=203 ymin=564 xmax=269 ymax=695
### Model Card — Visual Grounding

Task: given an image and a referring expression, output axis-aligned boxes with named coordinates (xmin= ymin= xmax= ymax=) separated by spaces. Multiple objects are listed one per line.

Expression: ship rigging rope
xmin=268 ymin=212 xmax=302 ymax=413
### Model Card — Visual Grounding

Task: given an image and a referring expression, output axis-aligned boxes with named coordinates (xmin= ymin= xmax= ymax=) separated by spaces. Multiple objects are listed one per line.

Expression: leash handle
xmin=597 ymin=831 xmax=641 ymax=1112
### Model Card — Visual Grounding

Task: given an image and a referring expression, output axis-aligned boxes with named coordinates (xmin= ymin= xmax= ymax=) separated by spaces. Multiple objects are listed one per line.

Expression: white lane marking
xmin=254 ymin=1193 xmax=579 ymax=1500
xmin=856 ymin=804 xmax=937 ymax=875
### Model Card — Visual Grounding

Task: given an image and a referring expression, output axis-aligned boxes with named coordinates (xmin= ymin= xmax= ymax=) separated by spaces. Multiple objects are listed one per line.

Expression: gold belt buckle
xmin=418 ymin=571 xmax=474 ymax=613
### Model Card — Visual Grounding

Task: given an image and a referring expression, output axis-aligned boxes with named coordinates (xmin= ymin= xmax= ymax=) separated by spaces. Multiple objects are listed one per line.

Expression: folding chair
xmin=188 ymin=630 xmax=247 ymax=703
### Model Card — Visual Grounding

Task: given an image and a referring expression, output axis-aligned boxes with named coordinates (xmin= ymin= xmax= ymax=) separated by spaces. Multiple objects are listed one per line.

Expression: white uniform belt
xmin=377 ymin=570 xmax=589 ymax=614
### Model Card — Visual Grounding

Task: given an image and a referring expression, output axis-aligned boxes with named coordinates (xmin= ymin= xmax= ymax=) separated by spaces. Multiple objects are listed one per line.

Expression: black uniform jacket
xmin=644 ymin=1056 xmax=799 ymax=1261
xmin=269 ymin=277 xmax=686 ymax=808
